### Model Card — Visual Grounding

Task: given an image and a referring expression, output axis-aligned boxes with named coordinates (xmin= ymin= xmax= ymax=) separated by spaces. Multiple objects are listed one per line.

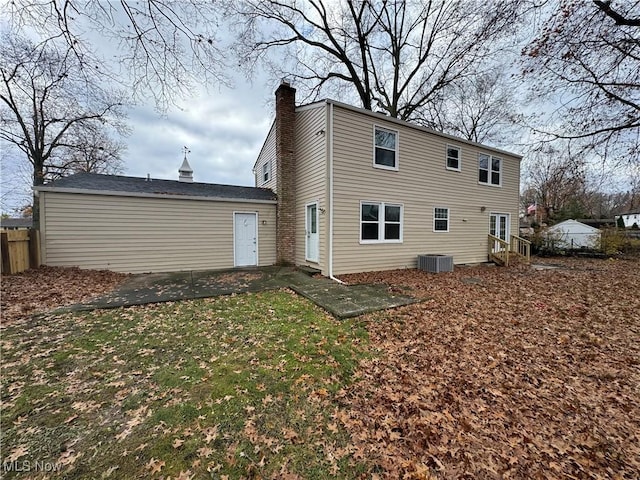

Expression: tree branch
xmin=594 ymin=1 xmax=640 ymax=26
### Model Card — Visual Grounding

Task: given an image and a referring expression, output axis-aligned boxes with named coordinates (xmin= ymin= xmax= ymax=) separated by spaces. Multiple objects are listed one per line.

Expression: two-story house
xmin=254 ymin=81 xmax=522 ymax=277
xmin=34 ymin=82 xmax=522 ymax=274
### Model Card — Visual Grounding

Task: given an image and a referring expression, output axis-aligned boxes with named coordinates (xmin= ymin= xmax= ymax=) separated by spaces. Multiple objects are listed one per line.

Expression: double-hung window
xmin=262 ymin=161 xmax=270 ymax=183
xmin=373 ymin=126 xmax=398 ymax=170
xmin=434 ymin=207 xmax=450 ymax=232
xmin=478 ymin=154 xmax=501 ymax=186
xmin=446 ymin=145 xmax=461 ymax=171
xmin=361 ymin=202 xmax=403 ymax=243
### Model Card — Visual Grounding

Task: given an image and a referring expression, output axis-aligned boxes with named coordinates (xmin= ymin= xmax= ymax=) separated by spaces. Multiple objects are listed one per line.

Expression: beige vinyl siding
xmin=294 ymin=104 xmax=328 ymax=272
xmin=254 ymin=122 xmax=277 ymax=190
xmin=40 ymin=192 xmax=276 ymax=273
xmin=331 ymin=106 xmax=520 ymax=275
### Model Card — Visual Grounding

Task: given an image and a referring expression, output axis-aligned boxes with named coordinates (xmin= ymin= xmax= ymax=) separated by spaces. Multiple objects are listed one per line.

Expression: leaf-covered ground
xmin=338 ymin=257 xmax=640 ymax=479
xmin=2 ymin=258 xmax=639 ymax=479
xmin=1 ymin=266 xmax=128 ymax=324
xmin=1 ymin=291 xmax=369 ymax=479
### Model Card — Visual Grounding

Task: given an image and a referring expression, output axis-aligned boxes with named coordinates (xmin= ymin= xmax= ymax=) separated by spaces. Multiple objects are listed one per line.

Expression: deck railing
xmin=488 ymin=234 xmax=531 ymax=266
xmin=488 ymin=234 xmax=510 ymax=266
xmin=510 ymin=234 xmax=531 ymax=263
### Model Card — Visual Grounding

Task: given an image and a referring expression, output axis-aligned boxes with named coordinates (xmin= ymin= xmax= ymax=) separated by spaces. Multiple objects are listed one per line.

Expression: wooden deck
xmin=488 ymin=234 xmax=531 ymax=266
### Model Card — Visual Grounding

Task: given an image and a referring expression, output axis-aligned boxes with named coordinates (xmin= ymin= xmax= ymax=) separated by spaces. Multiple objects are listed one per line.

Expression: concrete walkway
xmin=63 ymin=267 xmax=417 ymax=319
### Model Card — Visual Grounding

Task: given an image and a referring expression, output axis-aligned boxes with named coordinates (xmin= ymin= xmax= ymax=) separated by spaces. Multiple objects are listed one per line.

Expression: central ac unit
xmin=417 ymin=254 xmax=453 ymax=273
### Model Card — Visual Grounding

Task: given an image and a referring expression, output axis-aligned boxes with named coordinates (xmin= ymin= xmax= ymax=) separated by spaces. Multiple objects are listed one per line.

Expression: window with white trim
xmin=446 ymin=145 xmax=461 ymax=171
xmin=434 ymin=207 xmax=449 ymax=232
xmin=360 ymin=202 xmax=403 ymax=242
xmin=262 ymin=161 xmax=270 ymax=183
xmin=478 ymin=154 xmax=501 ymax=186
xmin=374 ymin=126 xmax=398 ymax=169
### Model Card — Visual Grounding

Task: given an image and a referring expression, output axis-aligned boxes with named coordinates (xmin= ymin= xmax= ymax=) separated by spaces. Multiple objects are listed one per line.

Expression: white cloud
xmin=123 ymin=76 xmax=275 ymax=187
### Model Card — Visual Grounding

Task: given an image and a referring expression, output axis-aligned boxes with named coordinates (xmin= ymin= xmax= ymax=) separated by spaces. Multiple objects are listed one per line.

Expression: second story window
xmin=479 ymin=154 xmax=501 ymax=186
xmin=374 ymin=126 xmax=398 ymax=170
xmin=262 ymin=161 xmax=270 ymax=183
xmin=446 ymin=145 xmax=461 ymax=171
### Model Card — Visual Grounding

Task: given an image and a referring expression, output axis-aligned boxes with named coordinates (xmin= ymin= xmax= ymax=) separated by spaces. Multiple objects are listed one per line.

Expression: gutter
xmin=33 ymin=186 xmax=277 ymax=205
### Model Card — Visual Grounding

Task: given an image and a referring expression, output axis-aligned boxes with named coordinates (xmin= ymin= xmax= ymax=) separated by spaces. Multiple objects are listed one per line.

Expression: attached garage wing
xmin=36 ymin=173 xmax=277 ymax=274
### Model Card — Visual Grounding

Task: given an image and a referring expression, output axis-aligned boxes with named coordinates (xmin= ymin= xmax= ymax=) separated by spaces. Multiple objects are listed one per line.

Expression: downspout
xmin=327 ymin=101 xmax=345 ymax=285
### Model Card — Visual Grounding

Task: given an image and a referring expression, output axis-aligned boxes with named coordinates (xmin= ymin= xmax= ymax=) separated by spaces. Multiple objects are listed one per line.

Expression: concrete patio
xmin=60 ymin=266 xmax=418 ymax=319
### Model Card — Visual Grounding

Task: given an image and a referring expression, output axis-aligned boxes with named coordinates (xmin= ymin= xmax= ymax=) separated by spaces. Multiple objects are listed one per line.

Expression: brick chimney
xmin=275 ymin=80 xmax=296 ymax=265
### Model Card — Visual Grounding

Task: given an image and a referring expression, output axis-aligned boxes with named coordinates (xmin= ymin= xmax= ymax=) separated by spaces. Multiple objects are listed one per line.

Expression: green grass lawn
xmin=1 ymin=291 xmax=370 ymax=479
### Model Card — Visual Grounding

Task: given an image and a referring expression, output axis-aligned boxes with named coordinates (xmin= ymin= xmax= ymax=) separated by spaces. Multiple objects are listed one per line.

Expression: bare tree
xmin=522 ymin=143 xmax=589 ymax=223
xmin=594 ymin=0 xmax=640 ymax=26
xmin=426 ymin=68 xmax=522 ymax=146
xmin=0 ymin=33 xmax=128 ymax=228
xmin=232 ymin=0 xmax=527 ymax=121
xmin=8 ymin=0 xmax=229 ymax=109
xmin=584 ymin=189 xmax=638 ymax=219
xmin=49 ymin=124 xmax=126 ymax=177
xmin=522 ymin=0 xmax=640 ymax=160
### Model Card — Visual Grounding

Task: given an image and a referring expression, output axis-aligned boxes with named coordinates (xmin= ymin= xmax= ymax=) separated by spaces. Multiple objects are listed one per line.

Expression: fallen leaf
xmin=7 ymin=445 xmax=28 ymax=462
xmin=172 ymin=438 xmax=185 ymax=448
xmin=146 ymin=458 xmax=165 ymax=474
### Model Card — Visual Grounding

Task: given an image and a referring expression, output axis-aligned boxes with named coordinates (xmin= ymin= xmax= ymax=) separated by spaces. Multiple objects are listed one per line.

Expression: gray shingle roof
xmin=38 ymin=172 xmax=277 ymax=202
xmin=0 ymin=218 xmax=32 ymax=229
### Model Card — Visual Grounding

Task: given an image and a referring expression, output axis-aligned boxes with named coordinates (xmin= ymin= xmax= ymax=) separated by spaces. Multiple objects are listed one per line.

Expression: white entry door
xmin=234 ymin=213 xmax=258 ymax=267
xmin=305 ymin=203 xmax=319 ymax=263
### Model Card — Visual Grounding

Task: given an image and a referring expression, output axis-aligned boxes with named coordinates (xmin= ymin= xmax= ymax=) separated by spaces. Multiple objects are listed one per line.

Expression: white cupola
xmin=179 ymin=146 xmax=193 ymax=183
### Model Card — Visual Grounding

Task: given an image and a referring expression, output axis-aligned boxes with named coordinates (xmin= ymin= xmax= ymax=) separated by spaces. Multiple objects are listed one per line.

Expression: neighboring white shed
xmin=546 ymin=219 xmax=601 ymax=250
xmin=35 ymin=172 xmax=278 ymax=273
xmin=616 ymin=211 xmax=640 ymax=228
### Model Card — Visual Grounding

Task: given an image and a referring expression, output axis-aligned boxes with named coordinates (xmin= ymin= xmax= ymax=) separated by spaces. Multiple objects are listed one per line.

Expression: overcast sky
xmin=0 ymin=4 xmax=282 ymax=213
xmin=123 ymin=78 xmax=275 ymax=186
xmin=1 ymin=68 xmax=279 ymax=212
xmin=1 ymin=3 xmax=636 ymax=214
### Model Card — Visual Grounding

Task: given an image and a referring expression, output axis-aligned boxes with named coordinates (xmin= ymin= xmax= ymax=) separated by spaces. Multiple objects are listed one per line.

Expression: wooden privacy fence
xmin=1 ymin=229 xmax=40 ymax=274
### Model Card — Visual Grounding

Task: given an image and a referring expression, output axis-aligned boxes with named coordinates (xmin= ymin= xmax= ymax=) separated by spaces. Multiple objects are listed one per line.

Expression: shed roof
xmin=0 ymin=218 xmax=32 ymax=229
xmin=34 ymin=173 xmax=277 ymax=202
xmin=547 ymin=219 xmax=600 ymax=233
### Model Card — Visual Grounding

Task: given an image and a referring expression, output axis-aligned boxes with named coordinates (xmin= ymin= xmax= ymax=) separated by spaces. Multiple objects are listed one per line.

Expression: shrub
xmin=598 ymin=228 xmax=640 ymax=255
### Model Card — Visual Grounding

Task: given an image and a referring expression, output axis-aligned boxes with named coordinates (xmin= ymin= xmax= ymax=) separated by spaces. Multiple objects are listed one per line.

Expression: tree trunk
xmin=32 ymin=163 xmax=45 ymax=230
